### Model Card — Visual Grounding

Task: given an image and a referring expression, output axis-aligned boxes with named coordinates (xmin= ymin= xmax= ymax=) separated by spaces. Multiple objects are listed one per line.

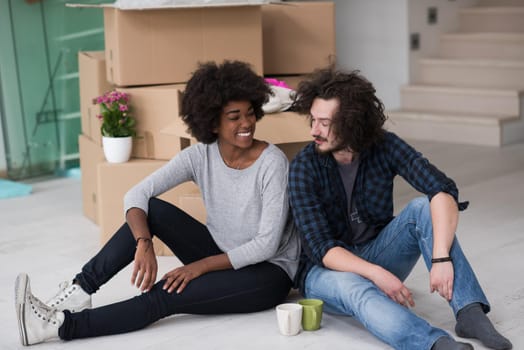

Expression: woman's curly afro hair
xmin=292 ymin=65 xmax=387 ymax=153
xmin=180 ymin=60 xmax=271 ymax=144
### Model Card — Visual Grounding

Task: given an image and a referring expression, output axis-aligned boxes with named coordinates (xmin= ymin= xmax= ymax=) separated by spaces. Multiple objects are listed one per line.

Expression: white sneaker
xmin=15 ymin=273 xmax=65 ymax=346
xmin=46 ymin=280 xmax=91 ymax=312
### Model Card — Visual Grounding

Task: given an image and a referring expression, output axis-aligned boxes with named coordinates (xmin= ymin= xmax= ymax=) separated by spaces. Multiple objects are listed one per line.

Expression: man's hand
xmin=162 ymin=260 xmax=207 ymax=294
xmin=430 ymin=261 xmax=454 ymax=301
xmin=131 ymin=240 xmax=158 ymax=292
xmin=372 ymin=267 xmax=415 ymax=308
xmin=323 ymin=247 xmax=415 ymax=308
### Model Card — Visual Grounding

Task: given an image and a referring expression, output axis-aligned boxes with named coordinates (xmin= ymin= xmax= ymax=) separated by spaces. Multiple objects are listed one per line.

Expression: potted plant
xmin=93 ymin=90 xmax=136 ymax=163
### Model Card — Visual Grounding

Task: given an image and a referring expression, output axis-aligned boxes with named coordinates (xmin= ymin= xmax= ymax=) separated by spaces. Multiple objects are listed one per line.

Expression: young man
xmin=288 ymin=67 xmax=512 ymax=350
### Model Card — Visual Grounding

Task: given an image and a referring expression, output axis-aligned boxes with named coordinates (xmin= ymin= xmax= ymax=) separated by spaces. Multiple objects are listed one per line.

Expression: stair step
xmin=440 ymin=33 xmax=524 ymax=60
xmin=386 ymin=110 xmax=522 ymax=146
xmin=418 ymin=58 xmax=524 ymax=89
xmin=401 ymin=85 xmax=520 ymax=116
xmin=459 ymin=7 xmax=524 ymax=32
xmin=478 ymin=0 xmax=524 ymax=7
xmin=388 ymin=110 xmax=517 ymax=125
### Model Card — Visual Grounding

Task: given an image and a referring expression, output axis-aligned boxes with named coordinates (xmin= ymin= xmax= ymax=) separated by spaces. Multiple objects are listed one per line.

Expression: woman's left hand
xmin=430 ymin=261 xmax=454 ymax=301
xmin=162 ymin=261 xmax=206 ymax=294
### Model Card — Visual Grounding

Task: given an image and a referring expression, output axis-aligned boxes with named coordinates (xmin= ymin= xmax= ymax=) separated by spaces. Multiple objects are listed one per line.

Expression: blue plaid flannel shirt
xmin=289 ymin=132 xmax=468 ymax=291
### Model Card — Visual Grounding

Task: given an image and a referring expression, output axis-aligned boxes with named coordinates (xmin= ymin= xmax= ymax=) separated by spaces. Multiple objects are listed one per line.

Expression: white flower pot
xmin=102 ymin=136 xmax=132 ymax=163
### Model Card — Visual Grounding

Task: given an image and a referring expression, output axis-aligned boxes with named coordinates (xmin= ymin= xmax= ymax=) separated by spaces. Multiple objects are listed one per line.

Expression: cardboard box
xmin=117 ymin=84 xmax=190 ymax=160
xmin=275 ymin=141 xmax=309 ymax=162
xmin=255 ymin=112 xmax=311 ymax=144
xmin=161 ymin=111 xmax=311 ymax=143
xmin=160 ymin=111 xmax=312 ymax=160
xmin=262 ymin=2 xmax=336 ymax=75
xmin=78 ymin=51 xmax=114 ymax=145
xmin=97 ymin=159 xmax=199 ymax=256
xmin=179 ymin=193 xmax=207 ymax=225
xmin=256 ymin=112 xmax=311 ymax=161
xmin=96 ymin=4 xmax=263 ymax=86
xmin=78 ymin=134 xmax=106 ymax=224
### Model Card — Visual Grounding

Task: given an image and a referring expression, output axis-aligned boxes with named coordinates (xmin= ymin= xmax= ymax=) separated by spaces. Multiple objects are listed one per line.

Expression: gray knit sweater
xmin=124 ymin=142 xmax=300 ymax=279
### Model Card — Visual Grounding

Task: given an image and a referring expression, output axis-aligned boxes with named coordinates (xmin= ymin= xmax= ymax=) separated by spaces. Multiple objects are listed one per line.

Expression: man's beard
xmin=313 ymin=137 xmax=347 ymax=155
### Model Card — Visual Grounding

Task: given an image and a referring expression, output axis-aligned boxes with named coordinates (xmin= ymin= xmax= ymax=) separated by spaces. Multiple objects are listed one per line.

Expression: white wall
xmin=307 ymin=0 xmax=482 ymax=109
xmin=331 ymin=0 xmax=409 ymax=109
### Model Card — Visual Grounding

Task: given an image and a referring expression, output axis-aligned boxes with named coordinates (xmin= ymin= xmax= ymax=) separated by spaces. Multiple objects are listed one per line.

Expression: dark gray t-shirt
xmin=337 ymin=157 xmax=377 ymax=244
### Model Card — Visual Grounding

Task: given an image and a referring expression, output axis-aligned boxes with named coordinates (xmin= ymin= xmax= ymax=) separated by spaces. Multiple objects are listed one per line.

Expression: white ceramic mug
xmin=276 ymin=303 xmax=303 ymax=336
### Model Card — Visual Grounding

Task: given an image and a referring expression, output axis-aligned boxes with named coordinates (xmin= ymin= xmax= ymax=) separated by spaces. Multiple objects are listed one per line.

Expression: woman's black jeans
xmin=59 ymin=198 xmax=292 ymax=340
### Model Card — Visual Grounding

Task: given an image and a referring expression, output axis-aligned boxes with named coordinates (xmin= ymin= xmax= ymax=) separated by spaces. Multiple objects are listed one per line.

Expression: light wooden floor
xmin=1 ymin=139 xmax=523 ymax=350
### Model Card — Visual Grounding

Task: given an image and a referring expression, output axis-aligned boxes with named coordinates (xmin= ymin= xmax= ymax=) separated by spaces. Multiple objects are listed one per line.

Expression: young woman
xmin=15 ymin=61 xmax=300 ymax=346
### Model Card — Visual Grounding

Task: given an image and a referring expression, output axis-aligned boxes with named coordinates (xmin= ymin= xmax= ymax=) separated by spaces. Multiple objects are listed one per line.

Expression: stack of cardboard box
xmin=77 ymin=1 xmax=335 ymax=256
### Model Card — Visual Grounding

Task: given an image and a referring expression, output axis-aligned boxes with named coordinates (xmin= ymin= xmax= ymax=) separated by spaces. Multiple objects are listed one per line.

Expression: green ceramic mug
xmin=298 ymin=298 xmax=323 ymax=331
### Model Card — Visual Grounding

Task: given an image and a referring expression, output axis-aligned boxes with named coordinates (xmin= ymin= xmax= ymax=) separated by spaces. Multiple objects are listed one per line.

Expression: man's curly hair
xmin=181 ymin=61 xmax=271 ymax=144
xmin=292 ymin=66 xmax=387 ymax=153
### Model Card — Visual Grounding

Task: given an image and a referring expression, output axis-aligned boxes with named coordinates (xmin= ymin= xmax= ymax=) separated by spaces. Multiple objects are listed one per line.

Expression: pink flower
xmin=93 ymin=89 xmax=136 ymax=137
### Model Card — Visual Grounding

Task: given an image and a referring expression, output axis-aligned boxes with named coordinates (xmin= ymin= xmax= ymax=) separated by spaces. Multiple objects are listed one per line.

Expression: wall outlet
xmin=410 ymin=33 xmax=420 ymax=51
xmin=428 ymin=7 xmax=438 ymax=25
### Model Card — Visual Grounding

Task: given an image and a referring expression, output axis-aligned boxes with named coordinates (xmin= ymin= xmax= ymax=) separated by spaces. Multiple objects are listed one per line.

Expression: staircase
xmin=386 ymin=0 xmax=524 ymax=146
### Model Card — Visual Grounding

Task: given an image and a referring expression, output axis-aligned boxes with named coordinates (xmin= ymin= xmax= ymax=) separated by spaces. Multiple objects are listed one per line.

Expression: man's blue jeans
xmin=303 ymin=197 xmax=489 ymax=350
